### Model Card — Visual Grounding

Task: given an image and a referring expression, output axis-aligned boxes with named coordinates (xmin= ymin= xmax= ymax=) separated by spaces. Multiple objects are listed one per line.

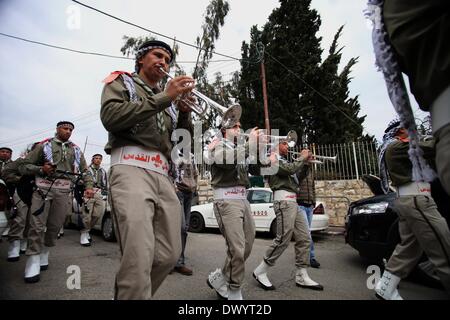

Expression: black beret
xmin=384 ymin=119 xmax=401 ymax=133
xmin=136 ymin=39 xmax=174 ymax=63
xmin=0 ymin=147 xmax=12 ymax=153
xmin=57 ymin=121 xmax=75 ymax=129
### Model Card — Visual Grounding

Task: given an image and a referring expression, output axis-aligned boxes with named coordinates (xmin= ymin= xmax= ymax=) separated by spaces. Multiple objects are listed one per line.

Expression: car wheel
xmin=102 ymin=213 xmax=116 ymax=242
xmin=189 ymin=211 xmax=205 ymax=233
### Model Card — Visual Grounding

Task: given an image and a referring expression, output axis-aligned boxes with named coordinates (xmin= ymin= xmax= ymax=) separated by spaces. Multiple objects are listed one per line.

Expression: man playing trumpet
xmin=253 ymin=137 xmax=324 ymax=291
xmin=100 ymin=39 xmax=195 ymax=300
xmin=205 ymin=121 xmax=265 ymax=300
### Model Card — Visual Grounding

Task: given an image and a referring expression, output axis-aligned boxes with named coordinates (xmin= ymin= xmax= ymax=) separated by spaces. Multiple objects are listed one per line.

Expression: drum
xmin=74 ymin=183 xmax=85 ymax=206
xmin=16 ymin=175 xmax=36 ymax=207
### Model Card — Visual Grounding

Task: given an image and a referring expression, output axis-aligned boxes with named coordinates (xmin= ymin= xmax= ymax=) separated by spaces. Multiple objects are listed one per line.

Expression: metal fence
xmin=290 ymin=142 xmax=380 ymax=180
xmin=196 ymin=141 xmax=380 ymax=181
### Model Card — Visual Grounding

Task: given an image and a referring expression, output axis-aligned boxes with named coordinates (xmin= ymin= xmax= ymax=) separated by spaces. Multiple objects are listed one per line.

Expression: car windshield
xmin=249 ymin=190 xmax=272 ymax=204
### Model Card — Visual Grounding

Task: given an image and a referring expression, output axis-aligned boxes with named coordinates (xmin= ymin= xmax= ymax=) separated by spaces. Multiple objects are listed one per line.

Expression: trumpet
xmin=288 ymin=152 xmax=337 ymax=164
xmin=240 ymin=130 xmax=298 ymax=147
xmin=159 ymin=68 xmax=242 ymax=128
xmin=314 ymin=154 xmax=337 ymax=162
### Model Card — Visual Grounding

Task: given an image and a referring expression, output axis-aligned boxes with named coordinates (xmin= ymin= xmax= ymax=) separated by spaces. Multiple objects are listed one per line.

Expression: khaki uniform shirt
xmin=18 ymin=139 xmax=93 ymax=189
xmin=385 ymin=139 xmax=435 ymax=187
xmin=209 ymin=139 xmax=259 ymax=189
xmin=89 ymin=164 xmax=108 ymax=193
xmin=100 ymin=74 xmax=192 ymax=160
xmin=0 ymin=159 xmax=11 ymax=177
xmin=1 ymin=158 xmax=24 ymax=186
xmin=268 ymin=155 xmax=308 ymax=193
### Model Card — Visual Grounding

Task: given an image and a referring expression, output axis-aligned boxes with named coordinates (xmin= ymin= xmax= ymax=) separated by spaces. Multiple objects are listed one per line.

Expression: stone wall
xmin=197 ymin=179 xmax=214 ymax=204
xmin=315 ymin=180 xmax=373 ymax=226
xmin=197 ymin=179 xmax=374 ymax=227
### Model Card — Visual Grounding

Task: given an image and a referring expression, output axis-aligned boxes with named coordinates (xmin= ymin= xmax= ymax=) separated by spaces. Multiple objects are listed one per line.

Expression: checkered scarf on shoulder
xmin=365 ymin=0 xmax=436 ymax=187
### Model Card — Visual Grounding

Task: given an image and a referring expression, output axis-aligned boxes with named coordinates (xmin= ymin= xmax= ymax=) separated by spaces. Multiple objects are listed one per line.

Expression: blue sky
xmin=0 ymin=0 xmax=427 ymax=164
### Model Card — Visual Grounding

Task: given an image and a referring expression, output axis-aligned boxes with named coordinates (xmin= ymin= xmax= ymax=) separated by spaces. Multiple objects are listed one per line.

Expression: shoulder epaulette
xmin=102 ymin=71 xmax=133 ymax=84
xmin=38 ymin=138 xmax=52 ymax=144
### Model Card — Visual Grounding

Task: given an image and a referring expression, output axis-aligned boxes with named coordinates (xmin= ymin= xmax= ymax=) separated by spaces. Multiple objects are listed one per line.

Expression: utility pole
xmin=83 ymin=136 xmax=88 ymax=154
xmin=260 ymin=58 xmax=270 ymax=134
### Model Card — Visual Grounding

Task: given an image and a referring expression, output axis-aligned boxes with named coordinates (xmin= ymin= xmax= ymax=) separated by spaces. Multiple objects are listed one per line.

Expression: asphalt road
xmin=0 ymin=229 xmax=447 ymax=300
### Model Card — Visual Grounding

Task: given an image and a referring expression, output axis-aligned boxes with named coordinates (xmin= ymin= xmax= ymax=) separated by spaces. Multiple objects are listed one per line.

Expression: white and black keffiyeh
xmin=43 ymin=137 xmax=81 ymax=173
xmin=135 ymin=45 xmax=172 ymax=73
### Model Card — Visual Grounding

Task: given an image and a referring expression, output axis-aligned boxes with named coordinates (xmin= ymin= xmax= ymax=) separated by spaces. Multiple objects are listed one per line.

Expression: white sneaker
xmin=7 ymin=240 xmax=20 ymax=262
xmin=228 ymin=287 xmax=243 ymax=300
xmin=375 ymin=271 xmax=403 ymax=300
xmin=80 ymin=231 xmax=91 ymax=247
xmin=20 ymin=239 xmax=28 ymax=254
xmin=24 ymin=254 xmax=41 ymax=283
xmin=295 ymin=268 xmax=323 ymax=290
xmin=207 ymin=268 xmax=228 ymax=299
xmin=253 ymin=260 xmax=275 ymax=290
xmin=40 ymin=247 xmax=49 ymax=271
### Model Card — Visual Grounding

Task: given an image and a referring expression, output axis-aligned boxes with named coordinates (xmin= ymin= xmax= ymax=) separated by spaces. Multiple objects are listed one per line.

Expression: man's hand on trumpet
xmin=175 ymin=94 xmax=197 ymax=113
xmin=165 ymin=75 xmax=195 ymax=102
xmin=298 ymin=149 xmax=313 ymax=162
xmin=247 ymin=127 xmax=261 ymax=145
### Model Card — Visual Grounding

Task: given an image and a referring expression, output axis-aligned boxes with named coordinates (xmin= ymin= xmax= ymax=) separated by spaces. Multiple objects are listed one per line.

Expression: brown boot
xmin=174 ymin=266 xmax=193 ymax=276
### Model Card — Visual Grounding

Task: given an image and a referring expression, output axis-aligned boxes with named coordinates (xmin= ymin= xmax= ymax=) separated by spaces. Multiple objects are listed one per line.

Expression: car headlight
xmin=352 ymin=202 xmax=389 ymax=215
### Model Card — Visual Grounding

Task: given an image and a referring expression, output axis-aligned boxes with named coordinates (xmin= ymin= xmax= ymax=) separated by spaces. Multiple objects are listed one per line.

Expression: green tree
xmin=238 ymin=0 xmax=369 ymax=145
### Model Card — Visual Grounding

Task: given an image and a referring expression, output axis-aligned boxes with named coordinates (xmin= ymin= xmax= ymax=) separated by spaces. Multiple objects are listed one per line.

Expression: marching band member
xmin=79 ymin=154 xmax=108 ymax=246
xmin=206 ymin=121 xmax=263 ymax=300
xmin=375 ymin=120 xmax=450 ymax=299
xmin=0 ymin=147 xmax=12 ymax=176
xmin=3 ymin=142 xmax=39 ymax=261
xmin=18 ymin=121 xmax=93 ymax=283
xmin=253 ymin=137 xmax=324 ymax=291
xmin=100 ymin=39 xmax=194 ymax=299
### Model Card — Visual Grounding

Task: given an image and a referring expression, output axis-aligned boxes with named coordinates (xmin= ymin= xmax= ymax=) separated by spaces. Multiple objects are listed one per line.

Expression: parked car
xmin=0 ymin=179 xmax=9 ymax=236
xmin=189 ymin=187 xmax=329 ymax=237
xmin=345 ymin=174 xmax=450 ymax=287
xmin=66 ymin=195 xmax=116 ymax=242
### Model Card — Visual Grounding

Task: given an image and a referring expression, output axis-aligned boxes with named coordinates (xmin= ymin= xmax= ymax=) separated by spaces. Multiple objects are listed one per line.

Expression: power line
xmin=72 ymin=0 xmax=243 ymax=62
xmin=0 ymin=32 xmax=236 ymax=64
xmin=0 ymin=32 xmax=132 ymax=60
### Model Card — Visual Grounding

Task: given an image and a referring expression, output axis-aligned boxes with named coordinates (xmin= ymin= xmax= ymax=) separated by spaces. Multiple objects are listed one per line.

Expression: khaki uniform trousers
xmin=8 ymin=191 xmax=30 ymax=242
xmin=26 ymin=186 xmax=72 ymax=255
xmin=109 ymin=165 xmax=181 ymax=300
xmin=386 ymin=195 xmax=450 ymax=293
xmin=436 ymin=124 xmax=450 ymax=195
xmin=82 ymin=190 xmax=105 ymax=232
xmin=213 ymin=199 xmax=255 ymax=290
xmin=264 ymin=201 xmax=311 ymax=269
